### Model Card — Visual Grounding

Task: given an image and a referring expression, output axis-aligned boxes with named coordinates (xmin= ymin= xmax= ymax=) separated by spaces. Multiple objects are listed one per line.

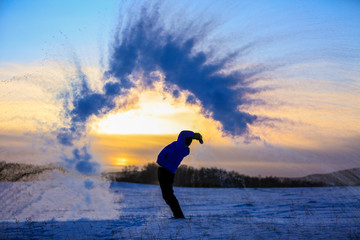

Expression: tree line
xmin=103 ymin=163 xmax=326 ymax=188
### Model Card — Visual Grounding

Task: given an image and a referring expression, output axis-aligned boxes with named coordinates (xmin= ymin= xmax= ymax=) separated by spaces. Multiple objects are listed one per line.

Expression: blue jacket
xmin=157 ymin=130 xmax=195 ymax=174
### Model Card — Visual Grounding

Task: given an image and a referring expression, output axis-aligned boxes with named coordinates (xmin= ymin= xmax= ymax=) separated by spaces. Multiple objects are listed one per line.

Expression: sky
xmin=0 ymin=0 xmax=359 ymax=177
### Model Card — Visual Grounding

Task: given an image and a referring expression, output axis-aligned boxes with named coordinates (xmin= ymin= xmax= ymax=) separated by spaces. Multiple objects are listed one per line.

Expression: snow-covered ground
xmin=1 ymin=179 xmax=359 ymax=239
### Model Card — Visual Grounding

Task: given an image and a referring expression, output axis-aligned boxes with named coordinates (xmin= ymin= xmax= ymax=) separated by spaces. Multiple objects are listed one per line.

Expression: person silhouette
xmin=157 ymin=130 xmax=203 ymax=218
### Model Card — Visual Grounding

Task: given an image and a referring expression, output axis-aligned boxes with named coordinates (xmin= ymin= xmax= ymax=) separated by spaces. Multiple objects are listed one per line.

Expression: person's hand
xmin=193 ymin=133 xmax=203 ymax=144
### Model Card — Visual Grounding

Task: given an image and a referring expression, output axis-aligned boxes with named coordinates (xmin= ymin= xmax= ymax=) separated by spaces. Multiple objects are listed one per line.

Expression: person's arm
xmin=192 ymin=133 xmax=203 ymax=144
xmin=177 ymin=131 xmax=204 ymax=149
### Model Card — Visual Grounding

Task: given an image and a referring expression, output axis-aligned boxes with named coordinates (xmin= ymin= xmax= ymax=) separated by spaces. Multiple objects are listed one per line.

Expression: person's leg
xmin=158 ymin=167 xmax=185 ymax=218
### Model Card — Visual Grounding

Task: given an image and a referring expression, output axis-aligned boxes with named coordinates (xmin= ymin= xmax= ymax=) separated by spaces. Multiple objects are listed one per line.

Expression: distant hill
xmin=0 ymin=161 xmax=67 ymax=182
xmin=299 ymin=168 xmax=360 ymax=186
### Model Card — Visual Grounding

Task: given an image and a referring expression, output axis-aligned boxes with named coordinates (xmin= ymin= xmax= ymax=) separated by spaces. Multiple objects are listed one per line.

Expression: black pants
xmin=158 ymin=167 xmax=185 ymax=218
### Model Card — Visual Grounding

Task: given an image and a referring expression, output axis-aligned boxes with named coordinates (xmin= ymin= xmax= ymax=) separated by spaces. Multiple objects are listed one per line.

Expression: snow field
xmin=1 ymin=180 xmax=359 ymax=239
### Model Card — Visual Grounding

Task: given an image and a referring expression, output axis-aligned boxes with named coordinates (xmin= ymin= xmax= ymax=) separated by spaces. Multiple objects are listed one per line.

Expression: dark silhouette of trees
xmin=103 ymin=163 xmax=325 ymax=188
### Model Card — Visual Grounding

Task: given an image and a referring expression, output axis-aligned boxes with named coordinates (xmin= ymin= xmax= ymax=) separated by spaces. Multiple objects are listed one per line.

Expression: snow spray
xmin=0 ymin=175 xmax=120 ymax=222
xmin=1 ymin=2 xmax=267 ymax=222
xmin=46 ymin=2 xmax=264 ymax=221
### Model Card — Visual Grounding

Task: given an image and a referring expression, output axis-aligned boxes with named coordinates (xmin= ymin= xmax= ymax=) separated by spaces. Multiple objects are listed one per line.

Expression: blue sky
xmin=1 ymin=0 xmax=359 ymax=65
xmin=0 ymin=0 xmax=119 ymax=63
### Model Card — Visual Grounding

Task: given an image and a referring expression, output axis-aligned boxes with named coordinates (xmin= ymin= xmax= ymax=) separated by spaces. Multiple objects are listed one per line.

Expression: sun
xmin=115 ymin=157 xmax=129 ymax=166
